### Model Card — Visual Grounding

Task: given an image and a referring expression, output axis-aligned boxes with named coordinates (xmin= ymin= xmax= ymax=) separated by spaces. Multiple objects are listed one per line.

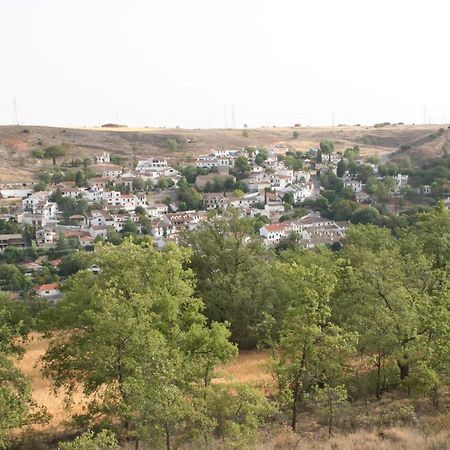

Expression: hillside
xmin=0 ymin=124 xmax=447 ymax=182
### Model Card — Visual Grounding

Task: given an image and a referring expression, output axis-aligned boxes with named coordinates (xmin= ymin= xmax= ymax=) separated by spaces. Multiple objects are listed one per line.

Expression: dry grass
xmin=14 ymin=333 xmax=86 ymax=433
xmin=15 ymin=336 xmax=450 ymax=450
xmin=0 ymin=124 xmax=444 ymax=181
xmin=15 ymin=336 xmax=272 ymax=433
xmin=215 ymin=350 xmax=271 ymax=385
xmin=271 ymin=428 xmax=449 ymax=449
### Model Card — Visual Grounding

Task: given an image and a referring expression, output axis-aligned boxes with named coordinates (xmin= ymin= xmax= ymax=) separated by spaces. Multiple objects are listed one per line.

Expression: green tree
xmin=334 ymin=223 xmax=450 ymax=401
xmin=206 ymin=384 xmax=274 ymax=446
xmin=0 ymin=264 xmax=30 ymax=291
xmin=320 ymin=140 xmax=334 ymax=162
xmin=233 ymin=156 xmax=251 ymax=180
xmin=42 ymin=239 xmax=236 ymax=448
xmin=44 ymin=145 xmax=66 ymax=165
xmin=167 ymin=138 xmax=178 ymax=151
xmin=121 ymin=219 xmax=138 ymax=235
xmin=58 ymin=430 xmax=119 ymax=450
xmin=0 ymin=295 xmax=46 ymax=448
xmin=181 ymin=210 xmax=275 ymax=348
xmin=132 ymin=177 xmax=145 ymax=191
xmin=312 ymin=384 xmax=348 ymax=435
xmin=255 ymin=148 xmax=269 ymax=166
xmin=336 ymin=159 xmax=348 ymax=178
xmin=269 ymin=253 xmax=356 ymax=432
xmin=350 ymin=206 xmax=380 ymax=225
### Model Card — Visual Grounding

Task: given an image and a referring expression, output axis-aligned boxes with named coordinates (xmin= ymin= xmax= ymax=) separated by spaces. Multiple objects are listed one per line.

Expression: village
xmin=0 ymin=140 xmax=443 ymax=302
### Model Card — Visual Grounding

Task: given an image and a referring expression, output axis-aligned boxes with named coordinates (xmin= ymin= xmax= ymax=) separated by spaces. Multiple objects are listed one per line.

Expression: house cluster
xmin=340 ymin=170 xmax=409 ymax=201
xmin=259 ymin=213 xmax=349 ymax=248
xmin=195 ymin=149 xmax=242 ymax=169
xmin=149 ymin=210 xmax=206 ymax=247
xmin=0 ymin=153 xmax=177 ymax=249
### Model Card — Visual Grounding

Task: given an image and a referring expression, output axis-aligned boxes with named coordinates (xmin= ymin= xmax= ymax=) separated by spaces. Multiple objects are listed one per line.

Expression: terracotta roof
xmin=263 ymin=222 xmax=294 ymax=233
xmin=34 ymin=283 xmax=59 ymax=291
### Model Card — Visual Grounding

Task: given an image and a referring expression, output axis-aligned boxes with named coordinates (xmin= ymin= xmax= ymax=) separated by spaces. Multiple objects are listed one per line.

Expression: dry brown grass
xmin=254 ymin=426 xmax=450 ymax=450
xmin=215 ymin=350 xmax=271 ymax=385
xmin=15 ymin=336 xmax=272 ymax=433
xmin=15 ymin=336 xmax=450 ymax=450
xmin=0 ymin=124 xmax=444 ymax=181
xmin=14 ymin=333 xmax=86 ymax=433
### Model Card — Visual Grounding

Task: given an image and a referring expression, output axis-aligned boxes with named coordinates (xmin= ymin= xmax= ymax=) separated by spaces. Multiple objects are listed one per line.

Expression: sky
xmin=1 ymin=0 xmax=449 ymax=128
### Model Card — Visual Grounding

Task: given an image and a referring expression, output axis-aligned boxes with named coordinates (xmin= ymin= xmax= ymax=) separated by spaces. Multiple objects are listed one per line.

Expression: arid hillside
xmin=0 ymin=124 xmax=447 ymax=181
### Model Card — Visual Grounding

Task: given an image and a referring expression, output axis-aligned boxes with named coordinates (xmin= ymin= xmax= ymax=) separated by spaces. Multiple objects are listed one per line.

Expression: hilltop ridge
xmin=0 ymin=124 xmax=447 ymax=181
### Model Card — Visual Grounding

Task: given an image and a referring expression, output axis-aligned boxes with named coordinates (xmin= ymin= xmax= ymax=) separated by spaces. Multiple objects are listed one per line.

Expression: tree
xmin=333 ymin=223 xmax=450 ymax=400
xmin=313 ymin=384 xmax=348 ymax=435
xmin=42 ymin=239 xmax=236 ymax=448
xmin=121 ymin=219 xmax=138 ymax=235
xmin=132 ymin=177 xmax=145 ymax=191
xmin=205 ymin=384 xmax=274 ymax=446
xmin=320 ymin=140 xmax=334 ymax=162
xmin=0 ymin=264 xmax=30 ymax=291
xmin=269 ymin=255 xmax=356 ymax=432
xmin=233 ymin=156 xmax=251 ymax=180
xmin=350 ymin=206 xmax=380 ymax=225
xmin=336 ymin=159 xmax=348 ymax=178
xmin=255 ymin=148 xmax=269 ymax=166
xmin=44 ymin=145 xmax=66 ymax=165
xmin=158 ymin=177 xmax=175 ymax=189
xmin=167 ymin=138 xmax=178 ymax=151
xmin=0 ymin=294 xmax=46 ymax=448
xmin=292 ymin=131 xmax=299 ymax=139
xmin=58 ymin=430 xmax=119 ymax=450
xmin=329 ymin=199 xmax=359 ymax=220
xmin=282 ymin=192 xmax=294 ymax=205
xmin=180 ymin=210 xmax=276 ymax=348
xmin=344 ymin=146 xmax=360 ymax=161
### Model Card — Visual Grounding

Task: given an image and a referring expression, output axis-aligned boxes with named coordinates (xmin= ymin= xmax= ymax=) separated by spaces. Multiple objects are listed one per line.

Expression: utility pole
xmin=423 ymin=103 xmax=427 ymax=125
xmin=13 ymin=97 xmax=18 ymax=125
xmin=231 ymin=104 xmax=236 ymax=129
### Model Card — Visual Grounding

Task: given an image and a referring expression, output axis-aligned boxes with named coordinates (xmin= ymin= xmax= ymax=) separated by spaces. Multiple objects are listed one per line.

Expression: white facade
xmin=136 ymin=159 xmax=168 ymax=172
xmin=343 ymin=179 xmax=363 ymax=193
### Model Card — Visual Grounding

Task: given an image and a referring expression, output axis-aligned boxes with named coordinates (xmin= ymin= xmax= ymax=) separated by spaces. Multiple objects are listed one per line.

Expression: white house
xmin=36 ymin=228 xmax=56 ymax=246
xmin=343 ymin=179 xmax=363 ymax=193
xmin=259 ymin=222 xmax=298 ymax=246
xmin=136 ymin=159 xmax=168 ymax=172
xmin=91 ymin=152 xmax=111 ymax=164
xmin=147 ymin=203 xmax=168 ymax=218
xmin=34 ymin=283 xmax=61 ymax=303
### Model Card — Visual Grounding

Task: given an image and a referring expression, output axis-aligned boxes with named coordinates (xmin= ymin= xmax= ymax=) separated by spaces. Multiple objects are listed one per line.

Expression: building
xmin=136 ymin=159 xmax=168 ymax=172
xmin=92 ymin=164 xmax=123 ymax=178
xmin=36 ymin=228 xmax=56 ymax=246
xmin=34 ymin=283 xmax=62 ymax=303
xmin=91 ymin=152 xmax=111 ymax=164
xmin=343 ymin=178 xmax=363 ymax=193
xmin=0 ymin=234 xmax=24 ymax=251
xmin=259 ymin=222 xmax=298 ymax=246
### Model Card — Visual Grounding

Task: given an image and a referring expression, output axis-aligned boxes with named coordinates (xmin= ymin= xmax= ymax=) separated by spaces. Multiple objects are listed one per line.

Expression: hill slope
xmin=0 ymin=124 xmax=446 ymax=181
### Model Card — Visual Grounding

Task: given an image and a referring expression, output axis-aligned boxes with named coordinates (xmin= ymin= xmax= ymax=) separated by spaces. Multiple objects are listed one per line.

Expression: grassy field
xmin=14 ymin=334 xmax=450 ymax=449
xmin=15 ymin=334 xmax=271 ymax=433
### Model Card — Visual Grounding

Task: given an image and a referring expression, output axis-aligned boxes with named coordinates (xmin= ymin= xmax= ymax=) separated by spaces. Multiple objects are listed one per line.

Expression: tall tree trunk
xmin=375 ymin=354 xmax=382 ymax=398
xmin=397 ymin=361 xmax=409 ymax=380
xmin=291 ymin=393 xmax=298 ymax=433
xmin=165 ymin=423 xmax=171 ymax=450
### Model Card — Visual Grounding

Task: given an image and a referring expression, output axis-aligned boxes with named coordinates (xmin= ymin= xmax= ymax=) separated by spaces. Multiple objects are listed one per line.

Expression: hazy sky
xmin=1 ymin=0 xmax=449 ymax=128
